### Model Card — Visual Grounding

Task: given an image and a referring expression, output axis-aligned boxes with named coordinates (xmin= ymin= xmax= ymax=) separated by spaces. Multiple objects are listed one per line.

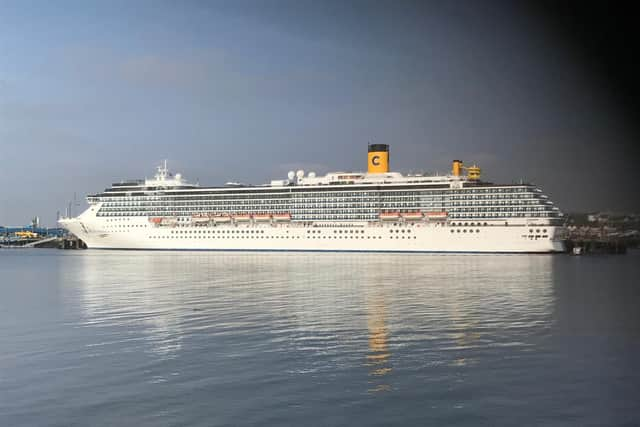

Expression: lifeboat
xmin=191 ymin=214 xmax=210 ymax=224
xmin=425 ymin=211 xmax=448 ymax=220
xmin=272 ymin=213 xmax=291 ymax=222
xmin=379 ymin=212 xmax=400 ymax=221
xmin=148 ymin=217 xmax=163 ymax=225
xmin=161 ymin=217 xmax=177 ymax=226
xmin=401 ymin=212 xmax=423 ymax=221
xmin=213 ymin=214 xmax=232 ymax=223
xmin=253 ymin=214 xmax=272 ymax=222
xmin=233 ymin=214 xmax=252 ymax=222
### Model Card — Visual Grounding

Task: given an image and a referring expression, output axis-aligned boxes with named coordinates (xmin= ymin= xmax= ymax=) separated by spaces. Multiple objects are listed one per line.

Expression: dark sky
xmin=1 ymin=1 xmax=638 ymax=225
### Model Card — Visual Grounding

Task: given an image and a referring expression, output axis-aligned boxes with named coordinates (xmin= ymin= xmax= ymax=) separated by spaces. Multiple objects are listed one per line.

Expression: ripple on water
xmin=1 ymin=250 xmax=639 ymax=426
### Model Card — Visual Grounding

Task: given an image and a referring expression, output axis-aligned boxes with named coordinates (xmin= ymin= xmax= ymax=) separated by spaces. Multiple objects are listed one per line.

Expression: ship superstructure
xmin=60 ymin=145 xmax=565 ymax=252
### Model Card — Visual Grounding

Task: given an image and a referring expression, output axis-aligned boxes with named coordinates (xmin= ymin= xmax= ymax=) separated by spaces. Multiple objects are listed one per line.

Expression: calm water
xmin=1 ymin=250 xmax=639 ymax=426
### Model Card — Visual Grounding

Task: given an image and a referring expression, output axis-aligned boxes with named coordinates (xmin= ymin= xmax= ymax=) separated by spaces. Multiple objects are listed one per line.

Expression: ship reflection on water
xmin=62 ymin=251 xmax=556 ymax=396
xmin=365 ymin=293 xmax=392 ymax=393
xmin=0 ymin=249 xmax=632 ymax=426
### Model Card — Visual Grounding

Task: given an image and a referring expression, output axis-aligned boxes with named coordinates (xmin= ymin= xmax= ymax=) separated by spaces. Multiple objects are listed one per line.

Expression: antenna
xmin=73 ymin=192 xmax=79 ymax=217
xmin=155 ymin=159 xmax=170 ymax=181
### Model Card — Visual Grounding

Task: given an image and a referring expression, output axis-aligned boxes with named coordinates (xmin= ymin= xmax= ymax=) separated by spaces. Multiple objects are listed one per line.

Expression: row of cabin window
xmin=97 ymin=203 xmax=555 ymax=214
xmin=103 ymin=186 xmax=535 ymax=202
xmin=149 ymin=235 xmax=387 ymax=240
xmin=99 ymin=195 xmax=547 ymax=208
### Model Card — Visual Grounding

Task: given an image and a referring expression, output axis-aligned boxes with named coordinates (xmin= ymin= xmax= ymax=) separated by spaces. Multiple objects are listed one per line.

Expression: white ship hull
xmin=60 ymin=212 xmax=565 ymax=253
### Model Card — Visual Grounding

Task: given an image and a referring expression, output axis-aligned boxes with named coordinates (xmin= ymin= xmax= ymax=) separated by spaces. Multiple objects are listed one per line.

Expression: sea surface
xmin=1 ymin=249 xmax=639 ymax=426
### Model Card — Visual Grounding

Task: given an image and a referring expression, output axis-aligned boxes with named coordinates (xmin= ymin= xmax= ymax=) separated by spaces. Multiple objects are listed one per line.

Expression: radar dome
xmin=296 ymin=170 xmax=305 ymax=179
xmin=308 ymin=171 xmax=316 ymax=178
xmin=287 ymin=171 xmax=295 ymax=180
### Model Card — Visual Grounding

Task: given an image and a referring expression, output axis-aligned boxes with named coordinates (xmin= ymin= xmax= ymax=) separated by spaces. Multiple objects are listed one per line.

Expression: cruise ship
xmin=59 ymin=145 xmax=565 ymax=253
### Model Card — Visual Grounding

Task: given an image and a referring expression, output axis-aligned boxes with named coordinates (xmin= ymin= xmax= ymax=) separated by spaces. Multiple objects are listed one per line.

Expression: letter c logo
xmin=372 ymin=155 xmax=380 ymax=166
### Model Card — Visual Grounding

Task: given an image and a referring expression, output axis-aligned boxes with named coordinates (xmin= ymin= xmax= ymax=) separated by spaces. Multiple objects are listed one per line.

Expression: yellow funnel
xmin=368 ymin=144 xmax=389 ymax=173
xmin=452 ymin=160 xmax=463 ymax=176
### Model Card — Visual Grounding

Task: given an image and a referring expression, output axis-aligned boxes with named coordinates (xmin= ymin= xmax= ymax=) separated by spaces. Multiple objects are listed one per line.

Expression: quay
xmin=0 ymin=236 xmax=86 ymax=249
xmin=59 ymin=236 xmax=87 ymax=250
xmin=564 ymin=238 xmax=628 ymax=255
xmin=1 ymin=229 xmax=86 ymax=250
xmin=1 ymin=217 xmax=86 ymax=249
xmin=564 ymin=212 xmax=640 ymax=255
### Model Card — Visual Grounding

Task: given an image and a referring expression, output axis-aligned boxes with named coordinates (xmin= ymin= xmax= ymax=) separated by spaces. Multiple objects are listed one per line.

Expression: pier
xmin=564 ymin=212 xmax=640 ymax=255
xmin=564 ymin=238 xmax=628 ymax=255
xmin=59 ymin=236 xmax=87 ymax=250
xmin=1 ymin=217 xmax=86 ymax=249
xmin=1 ymin=233 xmax=86 ymax=250
xmin=0 ymin=236 xmax=86 ymax=249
